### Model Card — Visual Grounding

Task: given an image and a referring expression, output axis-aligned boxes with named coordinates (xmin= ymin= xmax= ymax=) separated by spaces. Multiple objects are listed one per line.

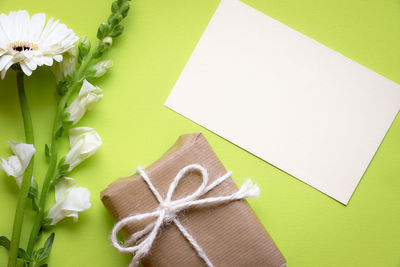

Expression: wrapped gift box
xmin=101 ymin=133 xmax=286 ymax=267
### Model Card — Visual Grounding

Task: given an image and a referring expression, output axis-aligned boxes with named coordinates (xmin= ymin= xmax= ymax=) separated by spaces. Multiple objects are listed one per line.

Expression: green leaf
xmin=62 ymin=111 xmax=70 ymax=122
xmin=58 ymin=163 xmax=70 ymax=174
xmin=0 ymin=237 xmax=31 ymax=261
xmin=37 ymin=226 xmax=44 ymax=241
xmin=58 ymin=157 xmax=65 ymax=167
xmin=18 ymin=248 xmax=30 ymax=261
xmin=85 ymin=68 xmax=97 ymax=80
xmin=0 ymin=236 xmax=10 ymax=250
xmin=28 ymin=179 xmax=38 ymax=200
xmin=36 ymin=233 xmax=55 ymax=264
xmin=51 ymin=175 xmax=64 ymax=188
xmin=31 ymin=197 xmax=39 ymax=212
xmin=64 ymin=73 xmax=74 ymax=83
xmin=43 ymin=233 xmax=55 ymax=253
xmin=45 ymin=144 xmax=51 ymax=158
xmin=29 ymin=182 xmax=39 ymax=213
xmin=110 ymin=25 xmax=124 ymax=38
xmin=63 ymin=120 xmax=74 ymax=127
xmin=55 ymin=126 xmax=64 ymax=138
xmin=57 ymin=156 xmax=70 ymax=175
xmin=61 ymin=113 xmax=74 ymax=128
xmin=57 ymin=81 xmax=69 ymax=96
xmin=40 ymin=265 xmax=48 ymax=267
xmin=42 ymin=217 xmax=53 ymax=229
xmin=34 ymin=247 xmax=44 ymax=260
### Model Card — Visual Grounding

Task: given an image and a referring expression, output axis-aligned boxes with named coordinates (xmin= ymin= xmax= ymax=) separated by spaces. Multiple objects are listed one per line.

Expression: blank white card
xmin=165 ymin=0 xmax=400 ymax=204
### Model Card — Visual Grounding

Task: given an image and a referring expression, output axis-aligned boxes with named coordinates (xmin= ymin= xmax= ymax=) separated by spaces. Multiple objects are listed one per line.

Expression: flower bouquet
xmin=0 ymin=1 xmax=131 ymax=266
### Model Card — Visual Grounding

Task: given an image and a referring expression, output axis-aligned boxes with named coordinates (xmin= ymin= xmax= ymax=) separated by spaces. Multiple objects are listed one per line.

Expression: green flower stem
xmin=25 ymin=97 xmax=64 ymax=255
xmin=26 ymin=52 xmax=94 ymax=255
xmin=8 ymin=70 xmax=35 ymax=267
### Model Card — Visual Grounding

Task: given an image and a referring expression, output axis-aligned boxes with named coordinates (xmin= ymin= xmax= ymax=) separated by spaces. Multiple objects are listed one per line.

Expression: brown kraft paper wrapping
xmin=101 ymin=133 xmax=286 ymax=267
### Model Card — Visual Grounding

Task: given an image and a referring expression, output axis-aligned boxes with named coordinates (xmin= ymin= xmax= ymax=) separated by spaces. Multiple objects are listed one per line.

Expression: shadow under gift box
xmin=101 ymin=133 xmax=286 ymax=267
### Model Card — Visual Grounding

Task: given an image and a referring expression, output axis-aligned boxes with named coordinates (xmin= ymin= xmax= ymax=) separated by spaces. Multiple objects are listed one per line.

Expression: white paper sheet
xmin=165 ymin=0 xmax=400 ymax=204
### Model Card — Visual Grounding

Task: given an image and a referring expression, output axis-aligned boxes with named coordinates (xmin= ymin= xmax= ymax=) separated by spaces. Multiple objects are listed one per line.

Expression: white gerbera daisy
xmin=0 ymin=10 xmax=79 ymax=79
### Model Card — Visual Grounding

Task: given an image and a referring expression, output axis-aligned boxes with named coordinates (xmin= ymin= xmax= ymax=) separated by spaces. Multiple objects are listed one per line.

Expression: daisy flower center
xmin=10 ymin=41 xmax=39 ymax=52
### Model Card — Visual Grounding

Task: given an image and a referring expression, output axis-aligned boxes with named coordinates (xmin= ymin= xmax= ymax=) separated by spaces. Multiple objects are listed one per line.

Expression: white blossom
xmin=0 ymin=141 xmax=35 ymax=187
xmin=48 ymin=177 xmax=91 ymax=225
xmin=65 ymin=127 xmax=102 ymax=171
xmin=0 ymin=10 xmax=79 ymax=79
xmin=66 ymin=80 xmax=103 ymax=124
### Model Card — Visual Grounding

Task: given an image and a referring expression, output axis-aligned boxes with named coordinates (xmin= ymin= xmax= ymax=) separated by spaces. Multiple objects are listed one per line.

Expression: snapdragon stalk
xmin=26 ymin=53 xmax=94 ymax=255
xmin=25 ymin=0 xmax=130 ymax=259
xmin=8 ymin=70 xmax=35 ymax=267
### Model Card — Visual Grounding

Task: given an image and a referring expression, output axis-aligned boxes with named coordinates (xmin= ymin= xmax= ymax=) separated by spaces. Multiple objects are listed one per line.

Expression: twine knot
xmin=158 ymin=201 xmax=179 ymax=223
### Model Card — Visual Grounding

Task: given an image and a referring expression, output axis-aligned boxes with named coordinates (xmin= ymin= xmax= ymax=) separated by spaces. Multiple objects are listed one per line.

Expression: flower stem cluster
xmin=94 ymin=0 xmax=131 ymax=59
xmin=0 ymin=1 xmax=131 ymax=266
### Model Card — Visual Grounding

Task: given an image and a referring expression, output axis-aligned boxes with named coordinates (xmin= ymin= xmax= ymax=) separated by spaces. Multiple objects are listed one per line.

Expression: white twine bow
xmin=110 ymin=164 xmax=260 ymax=267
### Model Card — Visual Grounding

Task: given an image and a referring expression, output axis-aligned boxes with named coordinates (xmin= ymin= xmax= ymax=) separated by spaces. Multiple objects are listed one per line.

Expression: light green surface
xmin=0 ymin=0 xmax=399 ymax=266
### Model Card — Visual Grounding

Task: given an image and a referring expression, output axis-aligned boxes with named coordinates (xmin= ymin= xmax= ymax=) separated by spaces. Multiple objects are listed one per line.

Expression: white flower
xmin=66 ymin=80 xmax=103 ymax=124
xmin=91 ymin=59 xmax=113 ymax=78
xmin=52 ymin=47 xmax=76 ymax=82
xmin=0 ymin=10 xmax=79 ymax=79
xmin=47 ymin=177 xmax=91 ymax=225
xmin=65 ymin=127 xmax=102 ymax=171
xmin=0 ymin=141 xmax=35 ymax=187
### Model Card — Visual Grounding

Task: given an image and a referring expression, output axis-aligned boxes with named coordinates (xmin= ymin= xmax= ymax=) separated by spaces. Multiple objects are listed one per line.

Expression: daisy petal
xmin=1 ymin=60 xmax=14 ymax=79
xmin=0 ymin=54 xmax=12 ymax=70
xmin=20 ymin=63 xmax=32 ymax=76
xmin=24 ymin=58 xmax=37 ymax=71
xmin=53 ymin=54 xmax=62 ymax=62
xmin=40 ymin=56 xmax=53 ymax=66
xmin=29 ymin=13 xmax=46 ymax=42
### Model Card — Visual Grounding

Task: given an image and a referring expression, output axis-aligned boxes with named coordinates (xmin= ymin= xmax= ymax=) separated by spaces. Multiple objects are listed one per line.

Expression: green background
xmin=0 ymin=0 xmax=399 ymax=266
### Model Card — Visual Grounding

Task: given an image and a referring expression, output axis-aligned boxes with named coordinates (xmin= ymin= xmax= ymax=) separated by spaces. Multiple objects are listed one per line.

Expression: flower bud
xmin=90 ymin=59 xmax=114 ymax=78
xmin=111 ymin=1 xmax=119 ymax=13
xmin=92 ymin=42 xmax=105 ymax=59
xmin=66 ymin=80 xmax=103 ymax=125
xmin=97 ymin=22 xmax=110 ymax=40
xmin=52 ymin=48 xmax=76 ymax=83
xmin=109 ymin=14 xmax=123 ymax=27
xmin=110 ymin=25 xmax=124 ymax=38
xmin=120 ymin=2 xmax=130 ymax=18
xmin=78 ymin=36 xmax=91 ymax=60
xmin=102 ymin=36 xmax=113 ymax=49
xmin=64 ymin=127 xmax=102 ymax=171
xmin=48 ymin=177 xmax=91 ymax=225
